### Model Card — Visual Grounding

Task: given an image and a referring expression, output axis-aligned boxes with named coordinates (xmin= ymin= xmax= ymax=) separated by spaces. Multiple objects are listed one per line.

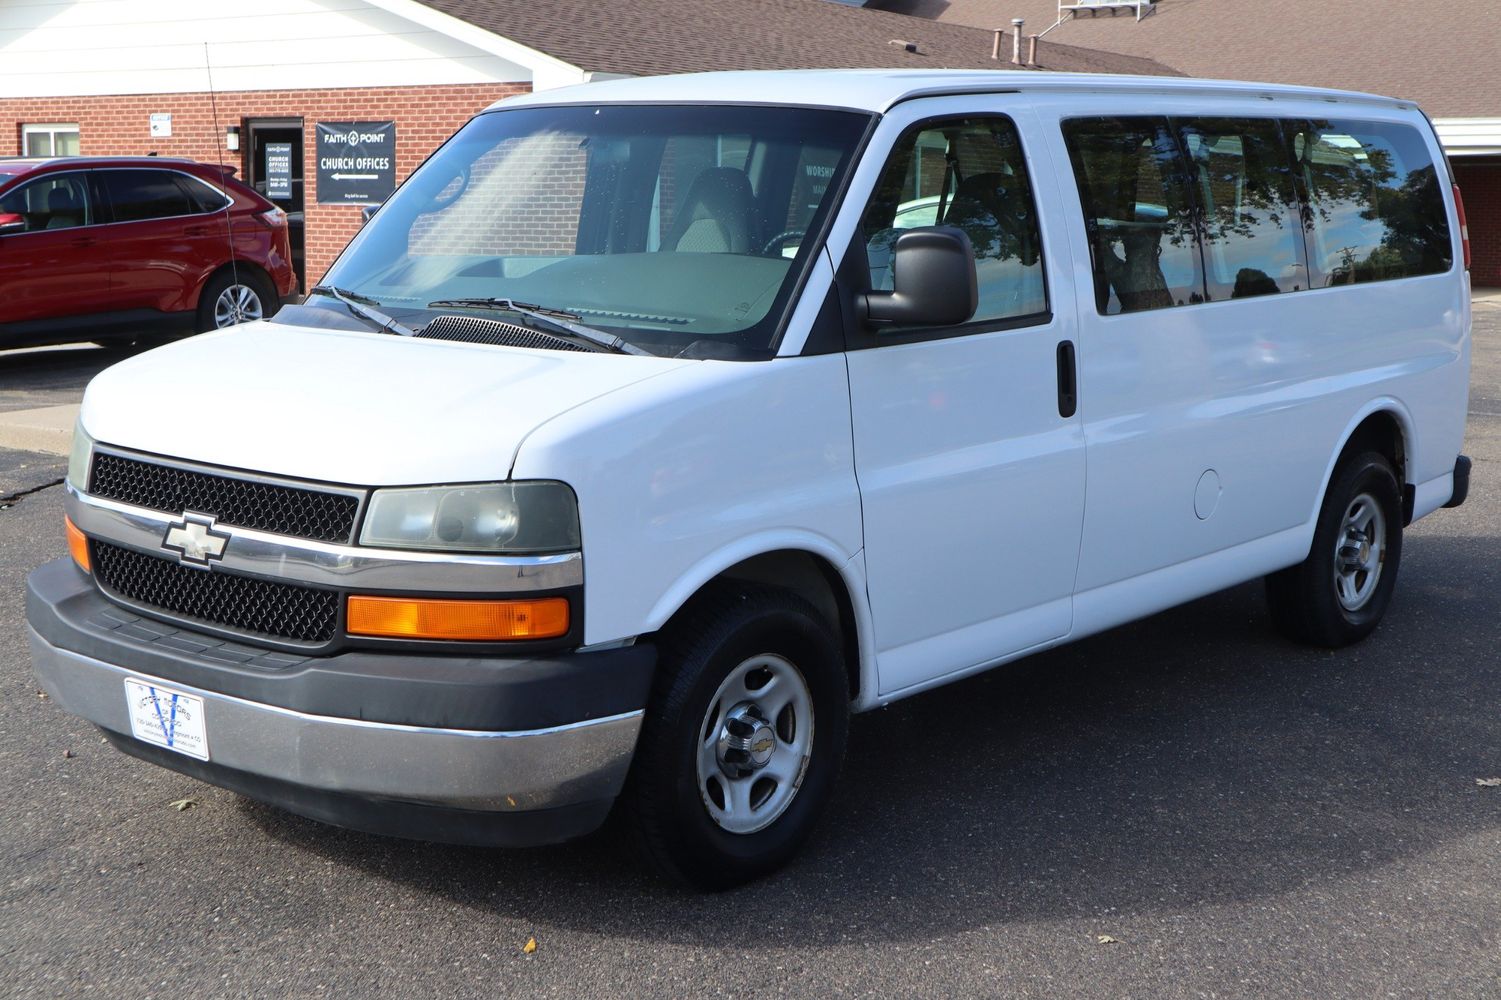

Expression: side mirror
xmin=0 ymin=212 xmax=25 ymax=234
xmin=860 ymin=226 xmax=978 ymax=329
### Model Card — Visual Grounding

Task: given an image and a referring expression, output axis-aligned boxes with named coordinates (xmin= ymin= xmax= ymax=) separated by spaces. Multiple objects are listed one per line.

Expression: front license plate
xmin=123 ymin=679 xmax=209 ymax=761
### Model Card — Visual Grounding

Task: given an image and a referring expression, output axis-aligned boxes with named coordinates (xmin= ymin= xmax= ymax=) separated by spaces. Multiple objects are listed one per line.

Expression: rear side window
xmin=101 ymin=169 xmax=198 ymax=223
xmin=1294 ymin=119 xmax=1452 ymax=286
xmin=0 ymin=173 xmax=94 ymax=232
xmin=1061 ymin=117 xmax=1202 ymax=314
xmin=176 ymin=175 xmax=230 ymax=214
xmin=861 ymin=116 xmax=1047 ymax=325
xmin=1179 ymin=118 xmax=1307 ymax=298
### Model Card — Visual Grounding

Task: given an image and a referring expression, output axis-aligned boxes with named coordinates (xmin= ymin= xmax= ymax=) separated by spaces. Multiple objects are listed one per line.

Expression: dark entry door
xmin=244 ymin=118 xmax=305 ymax=289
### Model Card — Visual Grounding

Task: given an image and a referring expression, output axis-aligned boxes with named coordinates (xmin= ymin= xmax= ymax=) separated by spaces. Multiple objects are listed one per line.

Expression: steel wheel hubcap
xmin=696 ymin=653 xmax=814 ymax=835
xmin=1333 ymin=491 xmax=1385 ymax=611
xmin=214 ymin=284 xmax=263 ymax=328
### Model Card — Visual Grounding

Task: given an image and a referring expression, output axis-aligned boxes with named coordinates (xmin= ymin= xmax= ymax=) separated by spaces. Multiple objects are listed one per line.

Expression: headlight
xmin=67 ymin=421 xmax=95 ymax=492
xmin=360 ymin=482 xmax=580 ymax=554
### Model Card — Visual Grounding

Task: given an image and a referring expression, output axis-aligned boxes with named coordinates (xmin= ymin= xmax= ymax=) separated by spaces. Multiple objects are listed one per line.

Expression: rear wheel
xmin=196 ymin=269 xmax=277 ymax=333
xmin=1266 ymin=451 xmax=1403 ymax=647
xmin=625 ymin=583 xmax=849 ymax=890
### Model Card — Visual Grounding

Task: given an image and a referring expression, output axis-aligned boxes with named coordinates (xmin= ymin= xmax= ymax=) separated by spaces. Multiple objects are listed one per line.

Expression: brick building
xmin=0 ymin=0 xmax=1174 ymax=287
xmin=873 ymin=0 xmax=1501 ymax=285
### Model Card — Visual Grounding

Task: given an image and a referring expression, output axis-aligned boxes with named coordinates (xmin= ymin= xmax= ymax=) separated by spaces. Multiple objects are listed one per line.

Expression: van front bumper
xmin=26 ymin=558 xmax=654 ymax=846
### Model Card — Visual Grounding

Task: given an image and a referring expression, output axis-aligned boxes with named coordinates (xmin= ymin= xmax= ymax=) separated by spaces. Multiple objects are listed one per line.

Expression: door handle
xmin=1056 ymin=340 xmax=1077 ymax=419
xmin=70 ymin=237 xmax=96 ymax=248
xmin=184 ymin=226 xmax=210 ymax=236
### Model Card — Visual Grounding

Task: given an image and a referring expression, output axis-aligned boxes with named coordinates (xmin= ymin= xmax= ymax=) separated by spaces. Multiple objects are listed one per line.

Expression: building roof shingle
xmin=416 ymin=0 xmax=1181 ymax=79
xmin=870 ymin=0 xmax=1497 ymax=118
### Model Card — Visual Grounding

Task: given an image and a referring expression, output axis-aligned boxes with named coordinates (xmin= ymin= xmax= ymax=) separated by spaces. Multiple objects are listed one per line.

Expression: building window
xmin=22 ymin=123 xmax=80 ymax=157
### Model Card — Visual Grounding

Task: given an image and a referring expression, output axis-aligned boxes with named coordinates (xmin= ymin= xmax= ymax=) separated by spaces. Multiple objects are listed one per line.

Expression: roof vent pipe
xmin=1027 ymin=33 xmax=1038 ymax=66
xmin=992 ymin=28 xmax=1003 ymax=60
xmin=1011 ymin=19 xmax=1024 ymax=64
xmin=889 ymin=38 xmax=918 ymax=53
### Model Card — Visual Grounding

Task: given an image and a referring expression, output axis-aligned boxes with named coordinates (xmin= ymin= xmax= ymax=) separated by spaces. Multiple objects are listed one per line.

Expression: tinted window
xmin=0 ymin=173 xmax=94 ymax=232
xmin=1062 ymin=117 xmax=1202 ymax=314
xmin=102 ymin=169 xmax=197 ymax=223
xmin=1294 ymin=119 xmax=1452 ymax=286
xmin=861 ymin=117 xmax=1046 ymax=325
xmin=1179 ymin=118 xmax=1307 ymax=298
xmin=176 ymin=174 xmax=229 ymax=214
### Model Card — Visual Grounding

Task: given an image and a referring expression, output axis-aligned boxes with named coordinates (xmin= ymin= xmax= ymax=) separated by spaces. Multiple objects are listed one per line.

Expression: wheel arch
xmin=1313 ymin=400 xmax=1417 ymax=528
xmin=644 ymin=537 xmax=874 ymax=707
xmin=195 ymin=260 xmax=277 ymax=310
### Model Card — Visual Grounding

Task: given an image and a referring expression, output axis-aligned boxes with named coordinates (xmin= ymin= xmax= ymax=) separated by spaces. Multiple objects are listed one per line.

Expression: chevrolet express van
xmin=27 ymin=71 xmax=1472 ymax=889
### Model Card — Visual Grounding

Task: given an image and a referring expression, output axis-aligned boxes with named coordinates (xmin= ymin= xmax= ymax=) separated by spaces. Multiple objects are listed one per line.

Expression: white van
xmin=28 ymin=70 xmax=1472 ymax=889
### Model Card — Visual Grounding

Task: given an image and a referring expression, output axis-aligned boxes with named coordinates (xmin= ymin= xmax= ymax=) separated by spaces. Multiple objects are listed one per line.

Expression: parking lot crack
xmin=0 ymin=477 xmax=64 ymax=510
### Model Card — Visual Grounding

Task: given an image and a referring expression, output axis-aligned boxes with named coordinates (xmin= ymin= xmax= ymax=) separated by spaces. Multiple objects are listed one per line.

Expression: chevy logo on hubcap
xmin=162 ymin=513 xmax=230 ymax=567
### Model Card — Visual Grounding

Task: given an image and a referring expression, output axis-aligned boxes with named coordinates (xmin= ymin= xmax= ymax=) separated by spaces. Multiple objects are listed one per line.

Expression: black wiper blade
xmin=310 ymin=285 xmax=416 ymax=337
xmin=426 ymin=297 xmax=649 ymax=356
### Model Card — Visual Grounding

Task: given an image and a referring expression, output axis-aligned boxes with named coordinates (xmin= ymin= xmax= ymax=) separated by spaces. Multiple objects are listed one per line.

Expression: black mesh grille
xmin=89 ymin=453 xmax=360 ymax=544
xmin=92 ymin=542 xmax=339 ymax=644
xmin=418 ymin=314 xmax=594 ymax=352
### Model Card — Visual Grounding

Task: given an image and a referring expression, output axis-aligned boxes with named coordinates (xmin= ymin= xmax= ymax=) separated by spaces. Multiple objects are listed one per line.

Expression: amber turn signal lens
xmin=346 ymin=595 xmax=569 ymax=641
xmin=65 ymin=515 xmax=90 ymax=573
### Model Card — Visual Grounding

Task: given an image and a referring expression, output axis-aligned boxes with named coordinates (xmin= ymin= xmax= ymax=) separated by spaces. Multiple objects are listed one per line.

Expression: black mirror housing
xmin=860 ymin=226 xmax=978 ymax=329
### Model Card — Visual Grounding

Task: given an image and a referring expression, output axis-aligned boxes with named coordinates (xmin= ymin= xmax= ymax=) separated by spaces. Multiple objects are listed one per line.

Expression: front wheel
xmin=1266 ymin=451 xmax=1404 ymax=647
xmin=624 ymin=584 xmax=849 ymax=890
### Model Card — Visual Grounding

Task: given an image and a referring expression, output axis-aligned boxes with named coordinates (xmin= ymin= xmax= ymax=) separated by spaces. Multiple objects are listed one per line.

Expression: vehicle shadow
xmin=0 ymin=340 xmax=149 ymax=409
xmin=241 ymin=530 xmax=1501 ymax=946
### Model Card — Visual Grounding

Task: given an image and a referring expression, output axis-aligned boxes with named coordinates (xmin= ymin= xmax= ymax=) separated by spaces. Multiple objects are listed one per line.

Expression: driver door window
xmin=0 ymin=173 xmax=94 ymax=232
xmin=860 ymin=117 xmax=1047 ymax=326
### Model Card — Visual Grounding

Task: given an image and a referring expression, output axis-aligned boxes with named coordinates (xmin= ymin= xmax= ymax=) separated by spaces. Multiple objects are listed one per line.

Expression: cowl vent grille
xmin=418 ymin=314 xmax=594 ymax=352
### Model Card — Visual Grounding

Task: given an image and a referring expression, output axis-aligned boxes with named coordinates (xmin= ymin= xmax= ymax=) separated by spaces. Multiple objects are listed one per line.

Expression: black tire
xmin=1266 ymin=451 xmax=1404 ymax=647
xmin=195 ymin=268 xmax=278 ymax=333
xmin=624 ymin=583 xmax=849 ymax=890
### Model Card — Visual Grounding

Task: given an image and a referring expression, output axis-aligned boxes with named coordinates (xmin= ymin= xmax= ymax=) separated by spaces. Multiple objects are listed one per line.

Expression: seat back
xmin=666 ymin=167 xmax=757 ymax=253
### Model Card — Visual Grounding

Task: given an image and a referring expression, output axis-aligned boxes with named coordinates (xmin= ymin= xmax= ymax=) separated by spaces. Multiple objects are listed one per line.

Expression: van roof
xmin=489 ymin=69 xmax=1417 ymax=116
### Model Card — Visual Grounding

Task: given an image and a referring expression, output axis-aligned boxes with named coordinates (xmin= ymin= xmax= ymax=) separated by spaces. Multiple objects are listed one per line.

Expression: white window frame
xmin=22 ymin=123 xmax=80 ymax=157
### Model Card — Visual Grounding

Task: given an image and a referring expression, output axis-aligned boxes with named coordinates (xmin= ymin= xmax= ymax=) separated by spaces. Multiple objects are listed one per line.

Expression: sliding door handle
xmin=1056 ymin=340 xmax=1077 ymax=419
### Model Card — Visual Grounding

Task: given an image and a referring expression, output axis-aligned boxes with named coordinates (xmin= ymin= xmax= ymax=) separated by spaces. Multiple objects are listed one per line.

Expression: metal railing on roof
xmin=1058 ymin=0 xmax=1156 ymax=23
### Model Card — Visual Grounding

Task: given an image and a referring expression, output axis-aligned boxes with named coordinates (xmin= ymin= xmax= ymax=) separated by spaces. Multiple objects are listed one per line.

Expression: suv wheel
xmin=197 ymin=270 xmax=276 ymax=332
xmin=625 ymin=583 xmax=849 ymax=890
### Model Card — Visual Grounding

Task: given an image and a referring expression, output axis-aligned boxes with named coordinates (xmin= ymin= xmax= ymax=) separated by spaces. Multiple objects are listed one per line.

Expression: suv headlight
xmin=359 ymin=482 xmax=580 ymax=554
xmin=67 ymin=421 xmax=95 ymax=491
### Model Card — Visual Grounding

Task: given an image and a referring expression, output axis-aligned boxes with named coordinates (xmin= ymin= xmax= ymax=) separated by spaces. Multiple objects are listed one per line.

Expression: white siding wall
xmin=0 ymin=0 xmax=575 ymax=96
xmin=1434 ymin=119 xmax=1501 ymax=157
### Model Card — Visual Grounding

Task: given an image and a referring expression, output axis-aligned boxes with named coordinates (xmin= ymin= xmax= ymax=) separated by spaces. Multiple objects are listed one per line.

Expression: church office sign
xmin=316 ymin=122 xmax=396 ymax=204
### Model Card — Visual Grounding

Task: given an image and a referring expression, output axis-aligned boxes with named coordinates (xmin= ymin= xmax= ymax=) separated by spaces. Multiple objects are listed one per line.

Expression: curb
xmin=0 ymin=404 xmax=78 ymax=457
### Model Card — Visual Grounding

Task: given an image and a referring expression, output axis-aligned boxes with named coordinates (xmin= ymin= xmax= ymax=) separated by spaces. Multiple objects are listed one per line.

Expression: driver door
xmin=840 ymin=104 xmax=1086 ymax=697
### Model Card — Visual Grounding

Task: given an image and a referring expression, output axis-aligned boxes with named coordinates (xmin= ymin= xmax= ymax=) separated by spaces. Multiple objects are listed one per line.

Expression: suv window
xmin=1179 ymin=118 xmax=1308 ymax=298
xmin=861 ymin=116 xmax=1046 ymax=326
xmin=1294 ymin=119 xmax=1452 ymax=286
xmin=101 ymin=169 xmax=198 ymax=223
xmin=1062 ymin=116 xmax=1202 ymax=314
xmin=0 ymin=172 xmax=94 ymax=232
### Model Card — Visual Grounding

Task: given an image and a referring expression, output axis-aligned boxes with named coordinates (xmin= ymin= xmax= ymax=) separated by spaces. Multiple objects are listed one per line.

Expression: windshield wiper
xmin=426 ymin=297 xmax=649 ymax=356
xmin=309 ymin=285 xmax=417 ymax=337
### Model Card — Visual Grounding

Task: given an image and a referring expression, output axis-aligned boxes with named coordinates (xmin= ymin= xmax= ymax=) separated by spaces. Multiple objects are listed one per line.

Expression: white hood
xmin=80 ymin=321 xmax=690 ymax=486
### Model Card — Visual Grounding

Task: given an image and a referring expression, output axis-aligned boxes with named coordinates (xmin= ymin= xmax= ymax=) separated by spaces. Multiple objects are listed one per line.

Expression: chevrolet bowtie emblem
xmin=162 ymin=513 xmax=230 ymax=567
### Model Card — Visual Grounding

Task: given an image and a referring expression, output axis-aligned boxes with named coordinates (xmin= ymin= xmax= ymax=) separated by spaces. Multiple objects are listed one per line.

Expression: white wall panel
xmin=0 ymin=0 xmax=562 ymax=95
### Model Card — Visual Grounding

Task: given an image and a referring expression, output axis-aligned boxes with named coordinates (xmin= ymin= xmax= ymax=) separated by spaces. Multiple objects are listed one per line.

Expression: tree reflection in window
xmin=1295 ymin=120 xmax=1452 ymax=287
xmin=1062 ymin=117 xmax=1203 ymax=314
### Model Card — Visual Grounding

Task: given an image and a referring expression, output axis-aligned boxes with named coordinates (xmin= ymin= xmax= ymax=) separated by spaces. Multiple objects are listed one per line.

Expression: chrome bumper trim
xmin=29 ymin=626 xmax=641 ymax=812
xmin=65 ymin=483 xmax=582 ymax=594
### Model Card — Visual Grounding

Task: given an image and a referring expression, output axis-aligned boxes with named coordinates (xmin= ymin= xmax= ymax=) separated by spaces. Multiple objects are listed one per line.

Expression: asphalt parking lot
xmin=2 ymin=304 xmax=1499 ymax=999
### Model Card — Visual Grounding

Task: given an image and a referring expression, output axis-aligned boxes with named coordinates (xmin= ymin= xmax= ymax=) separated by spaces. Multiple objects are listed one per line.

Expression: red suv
xmin=0 ymin=156 xmax=298 ymax=349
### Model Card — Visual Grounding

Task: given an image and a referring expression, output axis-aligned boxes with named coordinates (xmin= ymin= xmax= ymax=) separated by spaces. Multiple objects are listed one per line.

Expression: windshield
xmin=311 ymin=104 xmax=872 ymax=359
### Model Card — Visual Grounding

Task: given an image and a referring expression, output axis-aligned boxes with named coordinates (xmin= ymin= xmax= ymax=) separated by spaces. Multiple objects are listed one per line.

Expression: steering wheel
xmin=761 ymin=230 xmax=806 ymax=256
